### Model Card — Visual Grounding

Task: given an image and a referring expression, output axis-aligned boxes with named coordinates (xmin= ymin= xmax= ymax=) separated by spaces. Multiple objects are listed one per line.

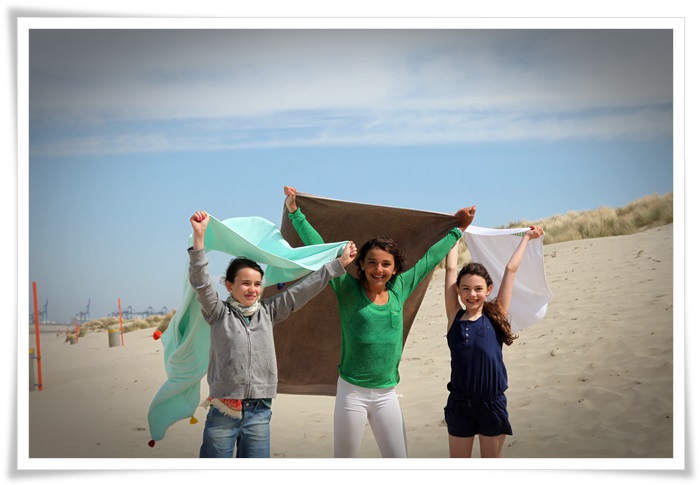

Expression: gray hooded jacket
xmin=188 ymin=247 xmax=345 ymax=399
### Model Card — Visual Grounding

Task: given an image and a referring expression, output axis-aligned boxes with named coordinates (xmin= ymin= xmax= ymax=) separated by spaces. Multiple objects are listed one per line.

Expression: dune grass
xmin=502 ymin=192 xmax=673 ymax=245
xmin=438 ymin=192 xmax=673 ymax=268
xmin=77 ymin=193 xmax=672 ymax=331
xmin=75 ymin=310 xmax=176 ymax=337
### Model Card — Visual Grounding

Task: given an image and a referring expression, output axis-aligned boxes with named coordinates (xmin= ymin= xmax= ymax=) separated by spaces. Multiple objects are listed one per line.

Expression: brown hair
xmin=457 ymin=262 xmax=518 ymax=346
xmin=355 ymin=235 xmax=405 ymax=283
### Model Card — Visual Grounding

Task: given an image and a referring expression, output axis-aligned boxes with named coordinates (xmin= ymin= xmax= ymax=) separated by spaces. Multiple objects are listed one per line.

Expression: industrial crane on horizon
xmin=109 ymin=305 xmax=172 ymax=319
xmin=29 ymin=299 xmax=49 ymax=323
xmin=76 ymin=299 xmax=90 ymax=324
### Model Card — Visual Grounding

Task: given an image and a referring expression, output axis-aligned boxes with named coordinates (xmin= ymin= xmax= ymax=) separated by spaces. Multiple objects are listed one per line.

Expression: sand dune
xmin=25 ymin=224 xmax=676 ymax=463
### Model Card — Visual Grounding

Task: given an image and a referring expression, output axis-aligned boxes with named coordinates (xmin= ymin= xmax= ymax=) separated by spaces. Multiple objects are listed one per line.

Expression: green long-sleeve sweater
xmin=288 ymin=208 xmax=462 ymax=388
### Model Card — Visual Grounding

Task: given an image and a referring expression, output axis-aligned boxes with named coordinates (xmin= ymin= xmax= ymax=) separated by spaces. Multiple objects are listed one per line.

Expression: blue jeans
xmin=199 ymin=399 xmax=272 ymax=458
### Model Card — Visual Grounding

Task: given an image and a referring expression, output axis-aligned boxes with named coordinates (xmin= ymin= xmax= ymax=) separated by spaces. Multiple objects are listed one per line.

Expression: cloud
xmin=28 ymin=104 xmax=672 ymax=157
xmin=28 ymin=29 xmax=673 ymax=156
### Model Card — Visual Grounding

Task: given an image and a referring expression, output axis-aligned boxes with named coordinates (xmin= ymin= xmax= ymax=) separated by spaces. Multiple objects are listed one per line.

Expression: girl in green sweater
xmin=283 ymin=186 xmax=475 ymax=457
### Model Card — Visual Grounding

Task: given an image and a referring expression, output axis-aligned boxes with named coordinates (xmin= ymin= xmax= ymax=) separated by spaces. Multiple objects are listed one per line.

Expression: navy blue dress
xmin=444 ymin=309 xmax=513 ymax=437
xmin=446 ymin=309 xmax=508 ymax=400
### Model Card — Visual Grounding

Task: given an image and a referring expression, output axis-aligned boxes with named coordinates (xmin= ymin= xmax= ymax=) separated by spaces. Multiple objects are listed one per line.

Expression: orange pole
xmin=118 ymin=298 xmax=124 ymax=346
xmin=32 ymin=282 xmax=43 ymax=391
xmin=75 ymin=318 xmax=79 ymax=343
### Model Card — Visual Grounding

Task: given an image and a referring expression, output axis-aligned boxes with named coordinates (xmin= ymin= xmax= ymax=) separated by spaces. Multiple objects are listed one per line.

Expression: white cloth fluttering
xmin=463 ymin=226 xmax=553 ymax=333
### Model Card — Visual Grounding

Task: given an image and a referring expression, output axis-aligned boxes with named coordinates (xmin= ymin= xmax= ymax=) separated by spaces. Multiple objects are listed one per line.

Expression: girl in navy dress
xmin=443 ymin=225 xmax=544 ymax=458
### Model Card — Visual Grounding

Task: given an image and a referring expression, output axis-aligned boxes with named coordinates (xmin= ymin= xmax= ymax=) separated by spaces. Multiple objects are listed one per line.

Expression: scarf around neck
xmin=148 ymin=214 xmax=348 ymax=445
xmin=226 ymin=296 xmax=260 ymax=317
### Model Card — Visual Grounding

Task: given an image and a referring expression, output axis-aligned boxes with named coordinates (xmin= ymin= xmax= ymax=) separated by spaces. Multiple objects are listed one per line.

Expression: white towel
xmin=463 ymin=226 xmax=553 ymax=333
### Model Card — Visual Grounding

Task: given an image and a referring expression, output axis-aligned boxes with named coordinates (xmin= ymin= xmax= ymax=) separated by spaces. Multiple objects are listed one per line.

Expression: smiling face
xmin=355 ymin=236 xmax=405 ymax=288
xmin=456 ymin=273 xmax=492 ymax=314
xmin=225 ymin=267 xmax=263 ymax=306
xmin=360 ymin=248 xmax=397 ymax=290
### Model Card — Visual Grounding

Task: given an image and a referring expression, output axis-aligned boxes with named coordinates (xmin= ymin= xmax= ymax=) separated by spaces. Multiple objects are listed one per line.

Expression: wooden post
xmin=32 ymin=282 xmax=43 ymax=391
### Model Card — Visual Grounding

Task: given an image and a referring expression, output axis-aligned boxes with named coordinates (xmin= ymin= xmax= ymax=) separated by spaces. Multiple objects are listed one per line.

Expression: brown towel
xmin=264 ymin=193 xmax=459 ymax=396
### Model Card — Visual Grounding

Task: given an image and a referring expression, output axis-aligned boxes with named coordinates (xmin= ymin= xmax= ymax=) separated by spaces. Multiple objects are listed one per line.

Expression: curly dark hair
xmin=355 ymin=235 xmax=405 ymax=283
xmin=457 ymin=262 xmax=518 ymax=346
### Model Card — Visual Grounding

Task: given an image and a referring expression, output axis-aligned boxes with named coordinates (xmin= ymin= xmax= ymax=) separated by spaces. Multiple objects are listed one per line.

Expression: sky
xmin=7 ymin=3 xmax=696 ymax=480
xmin=21 ymin=22 xmax=677 ymax=327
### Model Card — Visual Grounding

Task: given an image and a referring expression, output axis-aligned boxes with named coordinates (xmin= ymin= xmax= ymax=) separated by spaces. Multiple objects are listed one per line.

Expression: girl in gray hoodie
xmin=189 ymin=210 xmax=357 ymax=458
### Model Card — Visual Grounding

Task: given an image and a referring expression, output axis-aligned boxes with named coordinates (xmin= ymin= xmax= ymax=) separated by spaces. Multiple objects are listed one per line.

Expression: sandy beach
xmin=24 ymin=223 xmax=676 ymax=464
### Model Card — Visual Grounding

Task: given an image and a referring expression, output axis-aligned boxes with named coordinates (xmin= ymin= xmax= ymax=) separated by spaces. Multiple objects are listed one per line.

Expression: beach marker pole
xmin=118 ymin=298 xmax=124 ymax=346
xmin=29 ymin=349 xmax=35 ymax=391
xmin=31 ymin=282 xmax=43 ymax=391
xmin=75 ymin=318 xmax=80 ymax=344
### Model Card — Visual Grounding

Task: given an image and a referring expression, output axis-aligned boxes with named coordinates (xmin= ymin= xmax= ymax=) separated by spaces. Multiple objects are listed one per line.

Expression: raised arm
xmin=268 ymin=241 xmax=357 ymax=324
xmin=397 ymin=205 xmax=475 ymax=300
xmin=444 ymin=241 xmax=462 ymax=332
xmin=284 ymin=185 xmax=326 ymax=246
xmin=190 ymin=210 xmax=209 ymax=250
xmin=284 ymin=185 xmax=298 ymax=213
xmin=456 ymin=205 xmax=476 ymax=232
xmin=338 ymin=240 xmax=358 ymax=268
xmin=495 ymin=225 xmax=544 ymax=314
xmin=188 ymin=210 xmax=228 ymax=324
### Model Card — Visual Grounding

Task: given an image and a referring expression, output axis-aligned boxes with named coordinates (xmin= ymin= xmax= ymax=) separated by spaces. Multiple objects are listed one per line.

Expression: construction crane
xmin=109 ymin=305 xmax=170 ymax=319
xmin=140 ymin=306 xmax=156 ymax=318
xmin=40 ymin=299 xmax=48 ymax=322
xmin=30 ymin=299 xmax=49 ymax=323
xmin=76 ymin=299 xmax=91 ymax=323
xmin=123 ymin=305 xmax=136 ymax=319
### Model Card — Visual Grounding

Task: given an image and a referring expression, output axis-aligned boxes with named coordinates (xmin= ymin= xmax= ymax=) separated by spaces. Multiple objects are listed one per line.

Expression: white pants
xmin=333 ymin=376 xmax=408 ymax=458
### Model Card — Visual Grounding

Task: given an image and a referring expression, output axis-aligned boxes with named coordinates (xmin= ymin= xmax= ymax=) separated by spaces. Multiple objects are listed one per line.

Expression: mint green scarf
xmin=147 ymin=215 xmax=347 ymax=443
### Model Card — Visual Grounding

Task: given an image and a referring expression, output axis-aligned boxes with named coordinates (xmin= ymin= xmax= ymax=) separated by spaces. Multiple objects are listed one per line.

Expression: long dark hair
xmin=355 ymin=235 xmax=405 ymax=283
xmin=457 ymin=262 xmax=518 ymax=346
